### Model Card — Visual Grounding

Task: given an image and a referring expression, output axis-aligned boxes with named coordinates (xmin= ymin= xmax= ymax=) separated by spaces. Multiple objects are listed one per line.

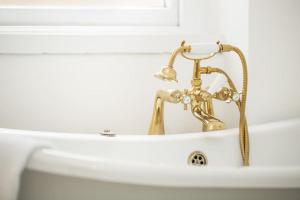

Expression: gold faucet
xmin=148 ymin=41 xmax=250 ymax=166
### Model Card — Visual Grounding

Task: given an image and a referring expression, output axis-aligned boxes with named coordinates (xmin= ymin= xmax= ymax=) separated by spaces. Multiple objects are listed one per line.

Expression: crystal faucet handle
xmin=181 ymin=89 xmax=191 ymax=111
xmin=207 ymin=74 xmax=227 ymax=94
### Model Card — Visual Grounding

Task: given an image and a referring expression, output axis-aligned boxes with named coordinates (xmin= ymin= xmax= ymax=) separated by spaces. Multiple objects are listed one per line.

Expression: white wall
xmin=0 ymin=0 xmax=231 ymax=134
xmin=0 ymin=54 xmax=234 ymax=134
xmin=0 ymin=54 xmax=170 ymax=134
xmin=0 ymin=0 xmax=299 ymax=134
xmin=248 ymin=0 xmax=300 ymax=124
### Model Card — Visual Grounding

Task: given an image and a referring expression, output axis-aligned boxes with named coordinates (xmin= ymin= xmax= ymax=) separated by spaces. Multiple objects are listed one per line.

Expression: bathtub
xmin=2 ymin=118 xmax=300 ymax=200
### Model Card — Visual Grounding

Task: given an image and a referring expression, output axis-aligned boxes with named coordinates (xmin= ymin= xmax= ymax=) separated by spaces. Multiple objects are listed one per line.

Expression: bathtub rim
xmin=25 ymin=148 xmax=300 ymax=189
xmin=1 ymin=117 xmax=300 ymax=188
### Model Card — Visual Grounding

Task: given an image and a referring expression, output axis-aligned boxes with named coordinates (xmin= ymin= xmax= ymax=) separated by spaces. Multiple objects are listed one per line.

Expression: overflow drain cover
xmin=188 ymin=151 xmax=207 ymax=166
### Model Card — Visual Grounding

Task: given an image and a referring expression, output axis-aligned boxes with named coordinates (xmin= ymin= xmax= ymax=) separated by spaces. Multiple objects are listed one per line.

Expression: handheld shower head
xmin=153 ymin=41 xmax=190 ymax=83
xmin=154 ymin=66 xmax=178 ymax=83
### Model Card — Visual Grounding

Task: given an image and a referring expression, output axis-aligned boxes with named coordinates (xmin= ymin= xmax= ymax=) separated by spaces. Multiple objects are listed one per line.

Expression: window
xmin=0 ymin=0 xmax=209 ymax=54
xmin=0 ymin=0 xmax=179 ymax=26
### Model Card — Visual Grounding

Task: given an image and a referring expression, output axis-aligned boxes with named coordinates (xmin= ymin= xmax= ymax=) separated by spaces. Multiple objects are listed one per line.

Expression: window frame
xmin=0 ymin=0 xmax=178 ymax=26
xmin=0 ymin=0 xmax=216 ymax=54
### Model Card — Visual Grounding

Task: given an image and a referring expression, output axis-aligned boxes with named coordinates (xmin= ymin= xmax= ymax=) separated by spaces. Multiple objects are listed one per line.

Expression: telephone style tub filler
xmin=2 ymin=118 xmax=300 ymax=200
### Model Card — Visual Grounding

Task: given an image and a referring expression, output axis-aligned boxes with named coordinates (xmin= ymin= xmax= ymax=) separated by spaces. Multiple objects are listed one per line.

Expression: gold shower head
xmin=154 ymin=66 xmax=178 ymax=83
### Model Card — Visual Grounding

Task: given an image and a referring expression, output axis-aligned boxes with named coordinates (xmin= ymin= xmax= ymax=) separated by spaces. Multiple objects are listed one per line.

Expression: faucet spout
xmin=192 ymin=105 xmax=225 ymax=131
xmin=148 ymin=96 xmax=165 ymax=135
xmin=148 ymin=90 xmax=182 ymax=135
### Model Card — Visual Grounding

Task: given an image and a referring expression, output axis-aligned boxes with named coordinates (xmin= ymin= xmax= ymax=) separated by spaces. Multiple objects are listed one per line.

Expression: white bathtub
xmin=2 ymin=118 xmax=300 ymax=200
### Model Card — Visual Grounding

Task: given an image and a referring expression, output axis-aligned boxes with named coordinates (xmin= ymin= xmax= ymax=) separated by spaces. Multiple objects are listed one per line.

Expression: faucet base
xmin=203 ymin=121 xmax=225 ymax=132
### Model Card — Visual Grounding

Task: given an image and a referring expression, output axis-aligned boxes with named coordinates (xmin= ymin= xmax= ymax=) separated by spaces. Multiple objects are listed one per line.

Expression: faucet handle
xmin=181 ymin=89 xmax=191 ymax=111
xmin=213 ymin=87 xmax=241 ymax=103
xmin=182 ymin=95 xmax=191 ymax=110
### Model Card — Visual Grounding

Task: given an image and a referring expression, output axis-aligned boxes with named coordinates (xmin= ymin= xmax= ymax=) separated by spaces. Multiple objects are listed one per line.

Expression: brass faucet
xmin=148 ymin=41 xmax=250 ymax=166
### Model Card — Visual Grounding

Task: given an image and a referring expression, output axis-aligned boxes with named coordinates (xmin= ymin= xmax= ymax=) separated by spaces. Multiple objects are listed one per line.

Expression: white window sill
xmin=0 ymin=26 xmax=205 ymax=54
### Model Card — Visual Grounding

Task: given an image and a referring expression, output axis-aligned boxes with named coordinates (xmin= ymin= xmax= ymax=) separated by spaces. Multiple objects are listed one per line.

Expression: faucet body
xmin=149 ymin=60 xmax=226 ymax=134
xmin=148 ymin=41 xmax=250 ymax=166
